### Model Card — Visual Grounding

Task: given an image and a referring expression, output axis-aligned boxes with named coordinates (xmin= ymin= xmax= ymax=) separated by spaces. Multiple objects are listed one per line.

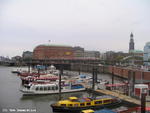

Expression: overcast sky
xmin=0 ymin=0 xmax=150 ymax=57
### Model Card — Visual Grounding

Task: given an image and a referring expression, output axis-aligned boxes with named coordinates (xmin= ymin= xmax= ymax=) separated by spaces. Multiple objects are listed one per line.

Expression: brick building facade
xmin=33 ymin=44 xmax=74 ymax=59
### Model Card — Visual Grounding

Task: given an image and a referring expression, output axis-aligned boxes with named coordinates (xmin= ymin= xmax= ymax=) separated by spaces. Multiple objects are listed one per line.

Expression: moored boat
xmin=20 ymin=82 xmax=85 ymax=95
xmin=20 ymin=74 xmax=59 ymax=85
xmin=51 ymin=95 xmax=121 ymax=112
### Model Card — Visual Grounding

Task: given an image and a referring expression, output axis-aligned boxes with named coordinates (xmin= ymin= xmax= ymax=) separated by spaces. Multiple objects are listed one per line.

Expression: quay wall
xmin=108 ymin=66 xmax=150 ymax=81
xmin=70 ymin=64 xmax=150 ymax=81
xmin=70 ymin=64 xmax=110 ymax=73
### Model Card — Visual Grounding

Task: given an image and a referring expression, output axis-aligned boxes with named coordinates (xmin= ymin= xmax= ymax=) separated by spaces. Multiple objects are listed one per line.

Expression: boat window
xmin=52 ymin=86 xmax=55 ymax=90
xmin=27 ymin=86 xmax=30 ymax=89
xmin=44 ymin=86 xmax=47 ymax=90
xmin=86 ymin=102 xmax=91 ymax=106
xmin=68 ymin=104 xmax=73 ymax=107
xmin=80 ymin=103 xmax=85 ymax=106
xmin=56 ymin=85 xmax=58 ymax=90
xmin=48 ymin=86 xmax=51 ymax=90
xmin=54 ymin=86 xmax=57 ymax=90
xmin=61 ymin=104 xmax=66 ymax=107
xmin=94 ymin=101 xmax=102 ymax=104
xmin=35 ymin=87 xmax=39 ymax=91
xmin=40 ymin=86 xmax=43 ymax=91
xmin=74 ymin=104 xmax=78 ymax=107
xmin=103 ymin=99 xmax=111 ymax=103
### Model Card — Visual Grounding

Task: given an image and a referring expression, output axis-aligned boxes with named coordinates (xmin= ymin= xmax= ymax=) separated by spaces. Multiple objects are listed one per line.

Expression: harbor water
xmin=0 ymin=66 xmax=136 ymax=113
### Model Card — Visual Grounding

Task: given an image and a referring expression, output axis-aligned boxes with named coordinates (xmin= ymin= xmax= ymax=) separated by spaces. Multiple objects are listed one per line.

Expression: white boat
xmin=11 ymin=67 xmax=28 ymax=74
xmin=20 ymin=82 xmax=85 ymax=95
xmin=47 ymin=65 xmax=59 ymax=75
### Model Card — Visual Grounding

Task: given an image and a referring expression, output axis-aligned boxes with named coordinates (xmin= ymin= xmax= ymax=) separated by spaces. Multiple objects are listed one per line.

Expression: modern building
xmin=103 ymin=51 xmax=128 ymax=61
xmin=33 ymin=44 xmax=74 ymax=59
xmin=22 ymin=51 xmax=33 ymax=60
xmin=11 ymin=56 xmax=22 ymax=61
xmin=0 ymin=56 xmax=11 ymax=62
xmin=129 ymin=32 xmax=135 ymax=53
xmin=73 ymin=46 xmax=84 ymax=58
xmin=144 ymin=42 xmax=150 ymax=66
xmin=84 ymin=50 xmax=100 ymax=59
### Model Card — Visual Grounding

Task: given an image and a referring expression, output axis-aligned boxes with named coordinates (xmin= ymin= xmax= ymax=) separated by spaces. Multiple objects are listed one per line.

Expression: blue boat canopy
xmin=95 ymin=109 xmax=116 ymax=113
xmin=79 ymin=74 xmax=86 ymax=78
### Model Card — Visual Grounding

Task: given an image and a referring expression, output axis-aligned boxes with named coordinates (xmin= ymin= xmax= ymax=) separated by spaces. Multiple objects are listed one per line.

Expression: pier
xmin=87 ymin=88 xmax=150 ymax=107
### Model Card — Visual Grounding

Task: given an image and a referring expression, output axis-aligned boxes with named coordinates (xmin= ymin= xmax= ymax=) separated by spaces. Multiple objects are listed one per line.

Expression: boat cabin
xmin=23 ymin=83 xmax=59 ymax=91
xmin=57 ymin=96 xmax=117 ymax=108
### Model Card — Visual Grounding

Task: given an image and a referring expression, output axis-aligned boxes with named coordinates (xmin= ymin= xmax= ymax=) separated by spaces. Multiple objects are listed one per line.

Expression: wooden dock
xmin=94 ymin=89 xmax=150 ymax=107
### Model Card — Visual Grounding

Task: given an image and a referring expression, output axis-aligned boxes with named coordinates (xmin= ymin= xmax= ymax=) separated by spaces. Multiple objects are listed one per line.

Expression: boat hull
xmin=51 ymin=100 xmax=121 ymax=113
xmin=20 ymin=88 xmax=86 ymax=95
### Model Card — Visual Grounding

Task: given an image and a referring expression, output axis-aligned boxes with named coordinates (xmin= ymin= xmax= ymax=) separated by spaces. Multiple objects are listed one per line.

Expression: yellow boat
xmin=51 ymin=95 xmax=121 ymax=112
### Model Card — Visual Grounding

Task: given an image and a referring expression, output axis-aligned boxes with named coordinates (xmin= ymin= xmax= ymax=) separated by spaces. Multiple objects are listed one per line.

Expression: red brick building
xmin=33 ymin=44 xmax=74 ymax=59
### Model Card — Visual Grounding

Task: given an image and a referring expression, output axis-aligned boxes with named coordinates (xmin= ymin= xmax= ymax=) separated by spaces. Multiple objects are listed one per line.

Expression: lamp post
xmin=59 ymin=66 xmax=63 ymax=100
xmin=141 ymin=88 xmax=147 ymax=113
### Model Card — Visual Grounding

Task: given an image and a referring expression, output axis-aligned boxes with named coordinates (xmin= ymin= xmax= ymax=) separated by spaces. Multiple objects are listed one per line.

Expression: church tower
xmin=129 ymin=32 xmax=134 ymax=53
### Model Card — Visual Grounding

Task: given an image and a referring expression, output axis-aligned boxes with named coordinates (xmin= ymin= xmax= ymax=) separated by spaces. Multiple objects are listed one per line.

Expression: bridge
xmin=25 ymin=58 xmax=104 ymax=65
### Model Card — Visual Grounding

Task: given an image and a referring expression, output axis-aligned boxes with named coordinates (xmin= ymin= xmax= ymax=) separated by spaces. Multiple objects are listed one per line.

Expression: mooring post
xmin=78 ymin=66 xmax=81 ymax=75
xmin=28 ymin=65 xmax=30 ymax=73
xmin=102 ymin=65 xmax=104 ymax=73
xmin=59 ymin=66 xmax=63 ymax=100
xmin=92 ymin=68 xmax=95 ymax=90
xmin=128 ymin=70 xmax=131 ymax=96
xmin=112 ymin=66 xmax=114 ymax=85
xmin=131 ymin=71 xmax=135 ymax=97
xmin=141 ymin=71 xmax=144 ymax=84
xmin=95 ymin=68 xmax=98 ymax=83
xmin=38 ymin=68 xmax=40 ymax=77
xmin=141 ymin=91 xmax=146 ymax=113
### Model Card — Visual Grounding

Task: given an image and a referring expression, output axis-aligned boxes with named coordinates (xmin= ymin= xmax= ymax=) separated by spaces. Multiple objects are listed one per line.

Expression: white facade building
xmin=144 ymin=42 xmax=150 ymax=66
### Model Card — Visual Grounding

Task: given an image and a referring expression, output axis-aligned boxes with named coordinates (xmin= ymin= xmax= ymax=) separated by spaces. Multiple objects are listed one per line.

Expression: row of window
xmin=34 ymin=86 xmax=58 ymax=91
xmin=61 ymin=99 xmax=111 ymax=107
